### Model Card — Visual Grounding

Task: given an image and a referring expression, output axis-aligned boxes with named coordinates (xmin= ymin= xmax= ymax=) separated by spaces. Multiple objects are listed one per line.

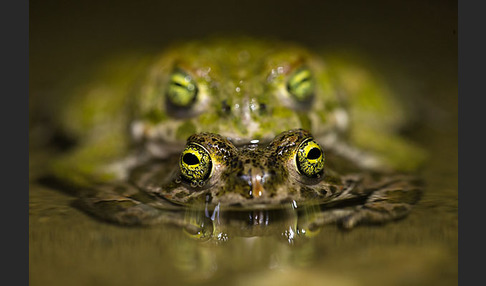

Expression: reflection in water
xmin=168 ymin=201 xmax=325 ymax=281
xmin=182 ymin=200 xmax=322 ymax=243
xmin=170 ymin=202 xmax=319 ymax=280
xmin=172 ymin=236 xmax=322 ymax=283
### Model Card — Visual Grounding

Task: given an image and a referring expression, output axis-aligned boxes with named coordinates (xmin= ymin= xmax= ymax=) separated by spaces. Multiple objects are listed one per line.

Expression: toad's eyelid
xmin=171 ymin=71 xmax=193 ymax=84
xmin=166 ymin=69 xmax=199 ymax=108
xmin=288 ymin=68 xmax=312 ymax=86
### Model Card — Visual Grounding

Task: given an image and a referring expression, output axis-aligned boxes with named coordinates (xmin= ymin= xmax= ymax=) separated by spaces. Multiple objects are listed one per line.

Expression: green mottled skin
xmin=153 ymin=129 xmax=324 ymax=206
xmin=79 ymin=130 xmax=422 ymax=230
xmin=49 ymin=38 xmax=426 ymax=188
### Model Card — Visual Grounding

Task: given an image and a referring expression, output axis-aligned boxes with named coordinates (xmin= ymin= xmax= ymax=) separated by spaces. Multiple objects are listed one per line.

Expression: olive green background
xmin=30 ymin=0 xmax=457 ymax=285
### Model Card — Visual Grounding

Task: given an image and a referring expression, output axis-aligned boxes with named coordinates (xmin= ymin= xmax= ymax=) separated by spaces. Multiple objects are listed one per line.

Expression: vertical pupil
xmin=183 ymin=153 xmax=200 ymax=165
xmin=307 ymin=148 xmax=321 ymax=160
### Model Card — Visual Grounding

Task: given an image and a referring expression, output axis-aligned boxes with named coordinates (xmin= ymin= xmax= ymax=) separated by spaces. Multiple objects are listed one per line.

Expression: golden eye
xmin=179 ymin=143 xmax=212 ymax=185
xmin=287 ymin=67 xmax=315 ymax=102
xmin=295 ymin=139 xmax=325 ymax=177
xmin=166 ymin=69 xmax=198 ymax=107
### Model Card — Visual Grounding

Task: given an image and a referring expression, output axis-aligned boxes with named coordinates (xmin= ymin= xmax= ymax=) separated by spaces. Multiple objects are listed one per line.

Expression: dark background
xmin=30 ymin=0 xmax=457 ymax=107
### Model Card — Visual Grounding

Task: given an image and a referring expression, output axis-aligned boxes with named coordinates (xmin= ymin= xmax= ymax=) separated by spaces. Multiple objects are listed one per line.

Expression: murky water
xmin=29 ymin=1 xmax=457 ymax=285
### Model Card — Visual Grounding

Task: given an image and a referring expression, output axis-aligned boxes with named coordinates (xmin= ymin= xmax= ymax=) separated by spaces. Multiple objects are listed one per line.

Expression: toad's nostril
xmin=221 ymin=100 xmax=231 ymax=114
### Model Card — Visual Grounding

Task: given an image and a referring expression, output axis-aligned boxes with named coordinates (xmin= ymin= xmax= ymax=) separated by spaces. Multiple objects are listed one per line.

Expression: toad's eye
xmin=166 ymin=69 xmax=198 ymax=107
xmin=295 ymin=138 xmax=325 ymax=177
xmin=287 ymin=67 xmax=315 ymax=102
xmin=179 ymin=143 xmax=212 ymax=186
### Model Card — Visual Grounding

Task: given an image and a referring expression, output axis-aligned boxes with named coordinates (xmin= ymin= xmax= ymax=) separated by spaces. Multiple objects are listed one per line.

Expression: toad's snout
xmin=237 ymin=167 xmax=272 ymax=199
